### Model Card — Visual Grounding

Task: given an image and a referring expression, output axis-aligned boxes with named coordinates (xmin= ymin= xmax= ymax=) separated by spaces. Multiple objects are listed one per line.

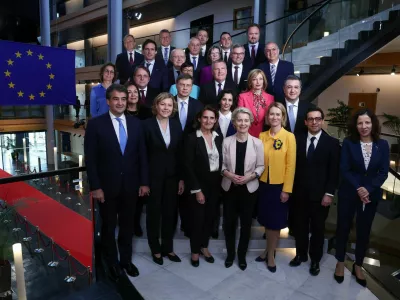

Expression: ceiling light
xmin=323 ymin=32 xmax=330 ymax=37
xmin=357 ymin=68 xmax=364 ymax=76
xmin=391 ymin=65 xmax=396 ymax=75
xmin=134 ymin=12 xmax=142 ymax=20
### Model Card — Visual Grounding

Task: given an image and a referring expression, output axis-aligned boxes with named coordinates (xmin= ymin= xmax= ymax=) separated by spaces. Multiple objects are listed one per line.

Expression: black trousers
xmin=189 ymin=172 xmax=220 ymax=254
xmin=335 ymin=196 xmax=378 ymax=266
xmin=294 ymin=198 xmax=330 ymax=262
xmin=134 ymin=196 xmax=145 ymax=231
xmin=146 ymin=176 xmax=178 ymax=254
xmin=98 ymin=190 xmax=137 ymax=266
xmin=223 ymin=185 xmax=257 ymax=258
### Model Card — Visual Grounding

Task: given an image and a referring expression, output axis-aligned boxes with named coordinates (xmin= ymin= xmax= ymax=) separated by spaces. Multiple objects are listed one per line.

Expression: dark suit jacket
xmin=281 ymin=99 xmax=315 ymax=136
xmin=141 ymin=60 xmax=169 ymax=91
xmin=293 ymin=132 xmax=340 ymax=203
xmin=258 ymin=60 xmax=294 ymax=102
xmin=184 ymin=131 xmax=223 ymax=191
xmin=244 ymin=43 xmax=266 ymax=68
xmin=186 ymin=53 xmax=206 ymax=84
xmin=115 ymin=51 xmax=144 ymax=84
xmin=226 ymin=62 xmax=251 ymax=93
xmin=185 ymin=45 xmax=210 ymax=59
xmin=339 ymin=137 xmax=389 ymax=203
xmin=199 ymin=80 xmax=237 ymax=107
xmin=143 ymin=87 xmax=160 ymax=108
xmin=173 ymin=96 xmax=203 ymax=136
xmin=156 ymin=46 xmax=176 ymax=68
xmin=216 ymin=121 xmax=236 ymax=138
xmin=143 ymin=117 xmax=183 ymax=181
xmin=84 ymin=113 xmax=149 ymax=199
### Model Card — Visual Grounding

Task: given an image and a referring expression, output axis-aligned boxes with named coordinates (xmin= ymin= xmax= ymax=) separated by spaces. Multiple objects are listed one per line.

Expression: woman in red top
xmin=237 ymin=69 xmax=274 ymax=137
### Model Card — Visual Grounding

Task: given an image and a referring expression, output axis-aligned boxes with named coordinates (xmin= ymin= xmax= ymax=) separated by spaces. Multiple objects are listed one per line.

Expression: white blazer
xmin=221 ymin=134 xmax=265 ymax=193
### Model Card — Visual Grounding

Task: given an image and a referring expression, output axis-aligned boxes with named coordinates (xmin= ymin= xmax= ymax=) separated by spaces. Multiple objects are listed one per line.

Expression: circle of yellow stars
xmin=4 ymin=49 xmax=55 ymax=101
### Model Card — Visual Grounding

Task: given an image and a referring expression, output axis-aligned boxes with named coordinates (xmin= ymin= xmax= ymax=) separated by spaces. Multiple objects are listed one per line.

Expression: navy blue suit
xmin=141 ymin=60 xmax=169 ymax=92
xmin=258 ymin=60 xmax=294 ymax=103
xmin=84 ymin=113 xmax=149 ymax=265
xmin=244 ymin=43 xmax=266 ymax=69
xmin=335 ymin=137 xmax=389 ymax=266
xmin=156 ymin=46 xmax=176 ymax=68
xmin=115 ymin=51 xmax=144 ymax=84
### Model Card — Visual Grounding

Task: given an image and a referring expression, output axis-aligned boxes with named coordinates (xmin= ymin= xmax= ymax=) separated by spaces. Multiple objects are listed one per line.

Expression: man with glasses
xmin=220 ymin=32 xmax=232 ymax=64
xmin=115 ymin=34 xmax=144 ymax=84
xmin=156 ymin=29 xmax=175 ymax=68
xmin=133 ymin=66 xmax=159 ymax=108
xmin=289 ymin=107 xmax=340 ymax=277
xmin=167 ymin=49 xmax=186 ymax=88
xmin=186 ymin=37 xmax=206 ymax=84
xmin=227 ymin=44 xmax=251 ymax=92
xmin=141 ymin=39 xmax=168 ymax=92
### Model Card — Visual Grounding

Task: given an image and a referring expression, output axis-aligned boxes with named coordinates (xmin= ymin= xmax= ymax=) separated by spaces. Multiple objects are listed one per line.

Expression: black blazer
xmin=156 ymin=46 xmax=176 ymax=68
xmin=125 ymin=105 xmax=153 ymax=120
xmin=281 ymin=99 xmax=315 ymax=136
xmin=258 ymin=60 xmax=294 ymax=102
xmin=186 ymin=54 xmax=206 ymax=84
xmin=184 ymin=131 xmax=223 ymax=191
xmin=143 ymin=87 xmax=161 ymax=108
xmin=293 ymin=132 xmax=340 ymax=203
xmin=140 ymin=60 xmax=169 ymax=91
xmin=84 ymin=113 xmax=149 ymax=198
xmin=143 ymin=117 xmax=183 ymax=180
xmin=199 ymin=80 xmax=237 ymax=107
xmin=244 ymin=43 xmax=266 ymax=68
xmin=226 ymin=61 xmax=251 ymax=93
xmin=185 ymin=45 xmax=210 ymax=59
xmin=167 ymin=67 xmax=178 ymax=89
xmin=172 ymin=96 xmax=203 ymax=136
xmin=115 ymin=51 xmax=144 ymax=84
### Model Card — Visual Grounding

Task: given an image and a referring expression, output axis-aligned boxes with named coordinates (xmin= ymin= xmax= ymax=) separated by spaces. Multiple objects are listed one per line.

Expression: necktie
xmin=179 ymin=101 xmax=187 ymax=130
xmin=192 ymin=56 xmax=197 ymax=70
xmin=164 ymin=48 xmax=169 ymax=65
xmin=234 ymin=66 xmax=239 ymax=85
xmin=224 ymin=52 xmax=228 ymax=63
xmin=217 ymin=83 xmax=222 ymax=94
xmin=129 ymin=52 xmax=134 ymax=65
xmin=146 ymin=63 xmax=151 ymax=74
xmin=140 ymin=90 xmax=146 ymax=105
xmin=307 ymin=137 xmax=316 ymax=160
xmin=270 ymin=64 xmax=276 ymax=85
xmin=251 ymin=45 xmax=256 ymax=65
xmin=288 ymin=104 xmax=296 ymax=132
xmin=116 ymin=117 xmax=127 ymax=154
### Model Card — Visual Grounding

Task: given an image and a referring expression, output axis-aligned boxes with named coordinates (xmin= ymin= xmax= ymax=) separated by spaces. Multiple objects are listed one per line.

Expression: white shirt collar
xmin=109 ymin=111 xmax=126 ymax=121
xmin=215 ymin=80 xmax=226 ymax=86
xmin=177 ymin=96 xmax=189 ymax=103
xmin=162 ymin=45 xmax=170 ymax=50
xmin=196 ymin=129 xmax=219 ymax=138
xmin=308 ymin=130 xmax=322 ymax=141
xmin=145 ymin=59 xmax=155 ymax=64
xmin=232 ymin=63 xmax=242 ymax=68
xmin=190 ymin=54 xmax=199 ymax=59
xmin=219 ymin=111 xmax=232 ymax=119
xmin=285 ymin=98 xmax=299 ymax=107
xmin=269 ymin=59 xmax=280 ymax=67
xmin=139 ymin=86 xmax=148 ymax=92
xmin=248 ymin=41 xmax=259 ymax=47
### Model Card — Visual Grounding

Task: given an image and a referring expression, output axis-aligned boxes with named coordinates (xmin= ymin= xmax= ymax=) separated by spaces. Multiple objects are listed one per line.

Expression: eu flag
xmin=0 ymin=40 xmax=76 ymax=105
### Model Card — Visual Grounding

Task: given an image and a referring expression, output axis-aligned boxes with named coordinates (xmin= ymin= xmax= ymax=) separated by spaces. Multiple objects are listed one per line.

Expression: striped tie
xmin=270 ymin=64 xmax=276 ymax=86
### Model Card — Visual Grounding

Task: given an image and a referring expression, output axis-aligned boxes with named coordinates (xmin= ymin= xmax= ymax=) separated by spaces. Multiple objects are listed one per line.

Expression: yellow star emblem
xmin=8 ymin=82 xmax=15 ymax=89
xmin=38 ymin=54 xmax=44 ymax=60
xmin=26 ymin=49 xmax=33 ymax=56
xmin=49 ymin=73 xmax=55 ymax=79
xmin=39 ymin=91 xmax=45 ymax=97
xmin=46 ymin=83 xmax=52 ymax=90
xmin=17 ymin=91 xmax=24 ymax=97
xmin=29 ymin=94 xmax=35 ymax=100
xmin=7 ymin=59 xmax=14 ymax=66
xmin=15 ymin=51 xmax=22 ymax=58
xmin=4 ymin=70 xmax=11 ymax=77
xmin=46 ymin=62 xmax=52 ymax=69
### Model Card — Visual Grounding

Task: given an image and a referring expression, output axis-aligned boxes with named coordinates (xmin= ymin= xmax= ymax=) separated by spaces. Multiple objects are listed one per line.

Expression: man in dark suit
xmin=220 ymin=32 xmax=232 ymax=64
xmin=290 ymin=107 xmax=340 ymax=276
xmin=84 ymin=84 xmax=149 ymax=281
xmin=199 ymin=60 xmax=236 ymax=107
xmin=133 ymin=66 xmax=160 ymax=108
xmin=156 ymin=29 xmax=175 ymax=68
xmin=258 ymin=42 xmax=294 ymax=103
xmin=141 ymin=39 xmax=169 ymax=91
xmin=227 ymin=44 xmax=251 ymax=93
xmin=244 ymin=24 xmax=266 ymax=68
xmin=197 ymin=29 xmax=211 ymax=58
xmin=186 ymin=37 xmax=206 ymax=84
xmin=167 ymin=48 xmax=186 ymax=89
xmin=115 ymin=34 xmax=144 ymax=84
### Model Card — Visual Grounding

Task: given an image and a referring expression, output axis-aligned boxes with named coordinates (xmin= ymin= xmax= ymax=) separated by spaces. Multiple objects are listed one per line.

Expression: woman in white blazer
xmin=221 ymin=107 xmax=265 ymax=270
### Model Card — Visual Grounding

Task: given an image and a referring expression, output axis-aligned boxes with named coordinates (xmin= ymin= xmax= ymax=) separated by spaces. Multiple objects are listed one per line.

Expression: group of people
xmin=84 ymin=24 xmax=390 ymax=288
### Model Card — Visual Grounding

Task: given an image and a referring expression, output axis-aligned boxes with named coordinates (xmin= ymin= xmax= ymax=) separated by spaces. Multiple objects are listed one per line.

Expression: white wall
xmin=70 ymin=135 xmax=84 ymax=155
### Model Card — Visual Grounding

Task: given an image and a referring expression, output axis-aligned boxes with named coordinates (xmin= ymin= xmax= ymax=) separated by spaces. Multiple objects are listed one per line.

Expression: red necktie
xmin=140 ymin=90 xmax=146 ymax=104
xmin=129 ymin=52 xmax=134 ymax=65
xmin=251 ymin=45 xmax=255 ymax=65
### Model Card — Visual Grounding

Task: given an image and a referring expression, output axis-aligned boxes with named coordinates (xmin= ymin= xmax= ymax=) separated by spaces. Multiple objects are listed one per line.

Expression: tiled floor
xmin=128 ymin=249 xmax=379 ymax=300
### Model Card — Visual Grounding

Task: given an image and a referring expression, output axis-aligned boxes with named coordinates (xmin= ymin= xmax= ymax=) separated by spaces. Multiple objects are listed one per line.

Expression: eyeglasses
xmin=306 ymin=117 xmax=323 ymax=122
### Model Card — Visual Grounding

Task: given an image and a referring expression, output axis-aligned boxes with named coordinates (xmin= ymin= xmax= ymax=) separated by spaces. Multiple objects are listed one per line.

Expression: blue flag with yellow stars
xmin=1 ymin=40 xmax=75 ymax=105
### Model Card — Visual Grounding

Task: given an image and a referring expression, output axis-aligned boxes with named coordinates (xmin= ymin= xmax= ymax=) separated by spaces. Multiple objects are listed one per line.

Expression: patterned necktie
xmin=251 ymin=45 xmax=256 ymax=65
xmin=270 ymin=64 xmax=276 ymax=85
xmin=164 ymin=48 xmax=169 ymax=65
xmin=224 ymin=52 xmax=228 ymax=63
xmin=307 ymin=137 xmax=316 ymax=160
xmin=217 ymin=83 xmax=222 ymax=94
xmin=115 ymin=117 xmax=127 ymax=154
xmin=140 ymin=90 xmax=146 ymax=105
xmin=234 ymin=66 xmax=239 ymax=85
xmin=288 ymin=104 xmax=296 ymax=132
xmin=129 ymin=52 xmax=134 ymax=65
xmin=179 ymin=101 xmax=187 ymax=130
xmin=192 ymin=56 xmax=197 ymax=70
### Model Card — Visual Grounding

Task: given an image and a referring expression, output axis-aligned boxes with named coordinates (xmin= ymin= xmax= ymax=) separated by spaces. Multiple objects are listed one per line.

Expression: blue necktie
xmin=192 ymin=56 xmax=197 ymax=70
xmin=217 ymin=83 xmax=222 ymax=94
xmin=270 ymin=64 xmax=276 ymax=86
xmin=179 ymin=102 xmax=187 ymax=130
xmin=288 ymin=104 xmax=296 ymax=132
xmin=307 ymin=137 xmax=316 ymax=160
xmin=116 ymin=117 xmax=127 ymax=154
xmin=164 ymin=48 xmax=169 ymax=65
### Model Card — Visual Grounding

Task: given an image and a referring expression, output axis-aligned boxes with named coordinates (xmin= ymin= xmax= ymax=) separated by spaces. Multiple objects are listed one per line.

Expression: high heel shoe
xmin=151 ymin=254 xmax=163 ymax=265
xmin=266 ymin=252 xmax=276 ymax=273
xmin=191 ymin=258 xmax=199 ymax=267
xmin=352 ymin=264 xmax=367 ymax=287
xmin=334 ymin=263 xmax=344 ymax=284
xmin=200 ymin=249 xmax=214 ymax=263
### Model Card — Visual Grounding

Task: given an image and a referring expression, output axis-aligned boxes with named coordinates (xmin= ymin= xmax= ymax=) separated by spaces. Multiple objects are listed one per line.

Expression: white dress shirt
xmin=127 ymin=51 xmax=135 ymax=62
xmin=201 ymin=45 xmax=207 ymax=56
xmin=215 ymin=80 xmax=226 ymax=95
xmin=248 ymin=42 xmax=259 ymax=56
xmin=144 ymin=59 xmax=155 ymax=75
xmin=139 ymin=86 xmax=148 ymax=97
xmin=231 ymin=63 xmax=243 ymax=84
xmin=285 ymin=98 xmax=299 ymax=122
xmin=177 ymin=96 xmax=189 ymax=119
xmin=219 ymin=111 xmax=232 ymax=138
xmin=157 ymin=118 xmax=171 ymax=148
xmin=109 ymin=111 xmax=128 ymax=142
xmin=222 ymin=49 xmax=231 ymax=60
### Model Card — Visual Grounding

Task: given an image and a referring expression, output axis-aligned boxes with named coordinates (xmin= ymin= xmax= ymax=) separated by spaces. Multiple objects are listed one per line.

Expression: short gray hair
xmin=232 ymin=44 xmax=244 ymax=51
xmin=232 ymin=107 xmax=254 ymax=124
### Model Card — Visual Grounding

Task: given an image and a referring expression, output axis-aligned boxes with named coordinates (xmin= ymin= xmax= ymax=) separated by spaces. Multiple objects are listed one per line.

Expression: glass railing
xmin=0 ymin=106 xmax=45 ymax=120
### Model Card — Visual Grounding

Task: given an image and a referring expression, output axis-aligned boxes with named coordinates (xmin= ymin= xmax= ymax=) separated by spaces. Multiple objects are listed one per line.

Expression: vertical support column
xmin=40 ymin=0 xmax=55 ymax=167
xmin=123 ymin=11 xmax=130 ymax=38
xmin=108 ymin=0 xmax=123 ymax=64
xmin=253 ymin=0 xmax=266 ymax=44
xmin=265 ymin=0 xmax=286 ymax=47
xmin=84 ymin=39 xmax=93 ymax=66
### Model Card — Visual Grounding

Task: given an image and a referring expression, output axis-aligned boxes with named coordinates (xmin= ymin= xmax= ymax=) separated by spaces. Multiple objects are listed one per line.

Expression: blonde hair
xmin=265 ymin=102 xmax=287 ymax=127
xmin=232 ymin=107 xmax=254 ymax=124
xmin=151 ymin=93 xmax=178 ymax=117
xmin=246 ymin=69 xmax=268 ymax=91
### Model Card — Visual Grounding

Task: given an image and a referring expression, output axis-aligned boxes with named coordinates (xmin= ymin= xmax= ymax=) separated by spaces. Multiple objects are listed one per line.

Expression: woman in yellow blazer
xmin=256 ymin=102 xmax=296 ymax=273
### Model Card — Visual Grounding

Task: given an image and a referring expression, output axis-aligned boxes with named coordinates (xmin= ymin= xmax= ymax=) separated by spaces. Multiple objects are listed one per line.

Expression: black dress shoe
xmin=121 ymin=262 xmax=139 ymax=277
xmin=134 ymin=226 xmax=143 ymax=237
xmin=200 ymin=250 xmax=214 ymax=263
xmin=163 ymin=253 xmax=181 ymax=262
xmin=191 ymin=258 xmax=199 ymax=267
xmin=151 ymin=254 xmax=164 ymax=265
xmin=289 ymin=255 xmax=308 ymax=267
xmin=309 ymin=261 xmax=320 ymax=276
xmin=108 ymin=264 xmax=122 ymax=282
xmin=225 ymin=257 xmax=234 ymax=268
xmin=352 ymin=264 xmax=367 ymax=287
xmin=238 ymin=257 xmax=247 ymax=271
